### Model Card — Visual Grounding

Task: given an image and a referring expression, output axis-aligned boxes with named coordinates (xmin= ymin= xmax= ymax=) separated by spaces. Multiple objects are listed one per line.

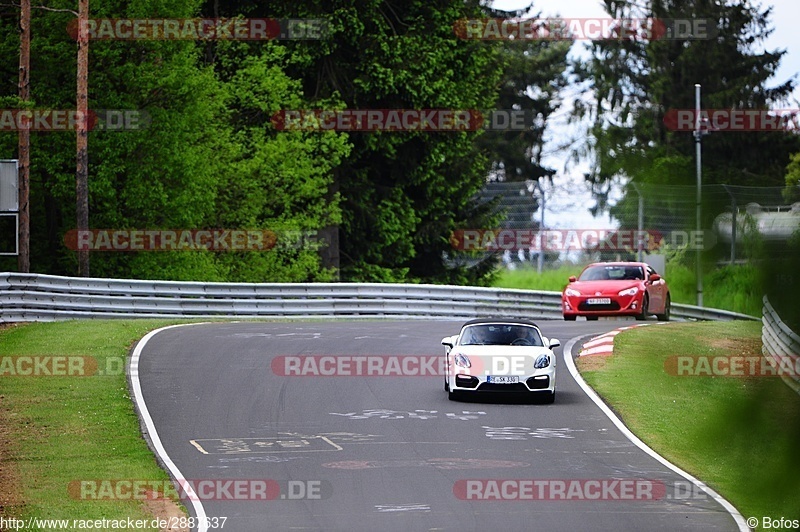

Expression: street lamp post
xmin=536 ymin=181 xmax=545 ymax=274
xmin=632 ymin=182 xmax=644 ymax=262
xmin=524 ymin=179 xmax=546 ymax=274
xmin=693 ymin=84 xmax=703 ymax=307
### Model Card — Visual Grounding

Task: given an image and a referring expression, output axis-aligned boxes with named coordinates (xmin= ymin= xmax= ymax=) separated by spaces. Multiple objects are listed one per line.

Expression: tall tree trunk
xmin=76 ymin=0 xmax=89 ymax=276
xmin=17 ymin=0 xmax=30 ymax=272
xmin=319 ymin=169 xmax=340 ymax=279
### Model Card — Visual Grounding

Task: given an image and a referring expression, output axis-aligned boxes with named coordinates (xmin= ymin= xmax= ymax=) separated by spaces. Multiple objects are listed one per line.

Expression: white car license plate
xmin=486 ymin=376 xmax=519 ymax=384
xmin=587 ymin=298 xmax=611 ymax=305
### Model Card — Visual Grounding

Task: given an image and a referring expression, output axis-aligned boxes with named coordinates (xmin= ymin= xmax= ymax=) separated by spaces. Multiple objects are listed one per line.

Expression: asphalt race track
xmin=132 ymin=320 xmax=741 ymax=532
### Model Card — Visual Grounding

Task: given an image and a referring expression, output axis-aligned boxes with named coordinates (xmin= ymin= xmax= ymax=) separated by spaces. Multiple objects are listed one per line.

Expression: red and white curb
xmin=578 ymin=322 xmax=669 ymax=357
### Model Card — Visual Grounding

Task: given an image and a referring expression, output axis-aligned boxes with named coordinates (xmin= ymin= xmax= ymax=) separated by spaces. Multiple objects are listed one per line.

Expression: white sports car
xmin=441 ymin=319 xmax=560 ymax=403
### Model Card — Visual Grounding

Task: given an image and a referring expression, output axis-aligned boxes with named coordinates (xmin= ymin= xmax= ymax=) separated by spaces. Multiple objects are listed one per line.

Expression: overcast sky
xmin=491 ymin=0 xmax=800 ymax=100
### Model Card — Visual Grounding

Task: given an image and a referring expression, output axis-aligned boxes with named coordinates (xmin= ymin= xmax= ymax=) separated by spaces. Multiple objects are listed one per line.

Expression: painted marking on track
xmin=482 ymin=426 xmax=584 ymax=440
xmin=322 ymin=458 xmax=529 ymax=470
xmin=330 ymin=409 xmax=486 ymax=420
xmin=224 ymin=332 xmax=322 ymax=338
xmin=190 ymin=440 xmax=209 ymax=454
xmin=375 ymin=504 xmax=430 ymax=513
xmin=217 ymin=455 xmax=305 ymax=463
xmin=316 ymin=432 xmax=383 ymax=443
xmin=190 ymin=435 xmax=342 ymax=454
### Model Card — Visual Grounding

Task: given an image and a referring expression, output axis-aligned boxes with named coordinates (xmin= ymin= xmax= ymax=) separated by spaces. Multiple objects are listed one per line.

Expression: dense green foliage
xmin=0 ymin=0 xmax=793 ymax=288
xmin=1 ymin=0 xmax=573 ymax=283
xmin=269 ymin=0 xmax=506 ymax=283
xmin=1 ymin=0 xmax=356 ymax=281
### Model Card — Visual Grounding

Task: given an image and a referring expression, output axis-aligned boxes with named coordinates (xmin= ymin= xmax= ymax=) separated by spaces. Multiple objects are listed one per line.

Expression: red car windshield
xmin=578 ymin=265 xmax=644 ymax=282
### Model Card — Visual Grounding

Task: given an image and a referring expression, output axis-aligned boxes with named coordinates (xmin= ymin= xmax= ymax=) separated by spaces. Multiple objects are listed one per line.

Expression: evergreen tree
xmin=577 ymin=0 xmax=800 ymax=227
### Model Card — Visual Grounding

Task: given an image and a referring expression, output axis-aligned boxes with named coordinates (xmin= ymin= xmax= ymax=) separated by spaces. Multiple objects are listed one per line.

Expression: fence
xmin=477 ymin=182 xmax=799 ymax=265
xmin=0 ymin=273 xmax=758 ymax=323
xmin=762 ymin=296 xmax=800 ymax=395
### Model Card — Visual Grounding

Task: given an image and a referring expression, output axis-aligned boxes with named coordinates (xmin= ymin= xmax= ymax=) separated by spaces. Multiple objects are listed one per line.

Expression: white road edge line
xmin=129 ymin=323 xmax=209 ymax=532
xmin=563 ymin=334 xmax=750 ymax=532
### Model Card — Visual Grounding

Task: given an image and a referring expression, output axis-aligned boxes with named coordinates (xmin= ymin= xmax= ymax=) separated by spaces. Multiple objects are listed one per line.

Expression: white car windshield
xmin=579 ymin=265 xmax=644 ymax=281
xmin=459 ymin=324 xmax=543 ymax=346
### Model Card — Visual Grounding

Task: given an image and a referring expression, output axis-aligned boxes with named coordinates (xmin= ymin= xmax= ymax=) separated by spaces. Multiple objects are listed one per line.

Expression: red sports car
xmin=561 ymin=262 xmax=670 ymax=321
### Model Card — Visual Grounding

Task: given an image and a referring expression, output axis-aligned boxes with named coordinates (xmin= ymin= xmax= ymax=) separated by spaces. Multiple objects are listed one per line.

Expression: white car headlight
xmin=454 ymin=353 xmax=471 ymax=368
xmin=534 ymin=354 xmax=550 ymax=369
xmin=565 ymin=288 xmax=581 ymax=297
xmin=618 ymin=287 xmax=639 ymax=296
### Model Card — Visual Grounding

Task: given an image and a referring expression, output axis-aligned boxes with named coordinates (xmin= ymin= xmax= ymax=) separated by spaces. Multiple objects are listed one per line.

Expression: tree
xmin=202 ymin=0 xmax=509 ymax=284
xmin=784 ymin=151 xmax=800 ymax=202
xmin=0 ymin=0 xmax=351 ymax=282
xmin=577 ymin=0 xmax=800 ymax=229
xmin=17 ymin=0 xmax=30 ymax=273
xmin=76 ymin=0 xmax=89 ymax=276
xmin=476 ymin=6 xmax=571 ymax=184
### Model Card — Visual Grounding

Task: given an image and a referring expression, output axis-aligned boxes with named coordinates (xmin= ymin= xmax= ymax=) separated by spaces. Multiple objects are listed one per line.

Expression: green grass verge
xmin=492 ymin=264 xmax=577 ymax=292
xmin=494 ymin=262 xmax=762 ymax=316
xmin=578 ymin=321 xmax=800 ymax=528
xmin=664 ymin=262 xmax=762 ymax=317
xmin=0 ymin=320 xmax=197 ymax=529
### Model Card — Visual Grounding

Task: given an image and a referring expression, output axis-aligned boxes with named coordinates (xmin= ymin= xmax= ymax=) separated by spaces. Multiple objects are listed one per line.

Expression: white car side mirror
xmin=549 ymin=338 xmax=561 ymax=349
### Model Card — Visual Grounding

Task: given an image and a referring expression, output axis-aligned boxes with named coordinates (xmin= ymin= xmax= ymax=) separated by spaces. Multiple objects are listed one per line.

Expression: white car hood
xmin=451 ymin=345 xmax=554 ymax=376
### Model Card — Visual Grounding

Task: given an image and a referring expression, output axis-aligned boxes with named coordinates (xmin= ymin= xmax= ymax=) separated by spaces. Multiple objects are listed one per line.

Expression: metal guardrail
xmin=0 ymin=272 xmax=759 ymax=323
xmin=671 ymin=303 xmax=759 ymax=322
xmin=762 ymin=296 xmax=800 ymax=394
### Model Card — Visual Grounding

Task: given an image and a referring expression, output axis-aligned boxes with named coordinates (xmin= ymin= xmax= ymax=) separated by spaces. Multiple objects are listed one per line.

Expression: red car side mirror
xmin=568 ymin=276 xmax=577 ymax=283
xmin=649 ymin=274 xmax=661 ymax=282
